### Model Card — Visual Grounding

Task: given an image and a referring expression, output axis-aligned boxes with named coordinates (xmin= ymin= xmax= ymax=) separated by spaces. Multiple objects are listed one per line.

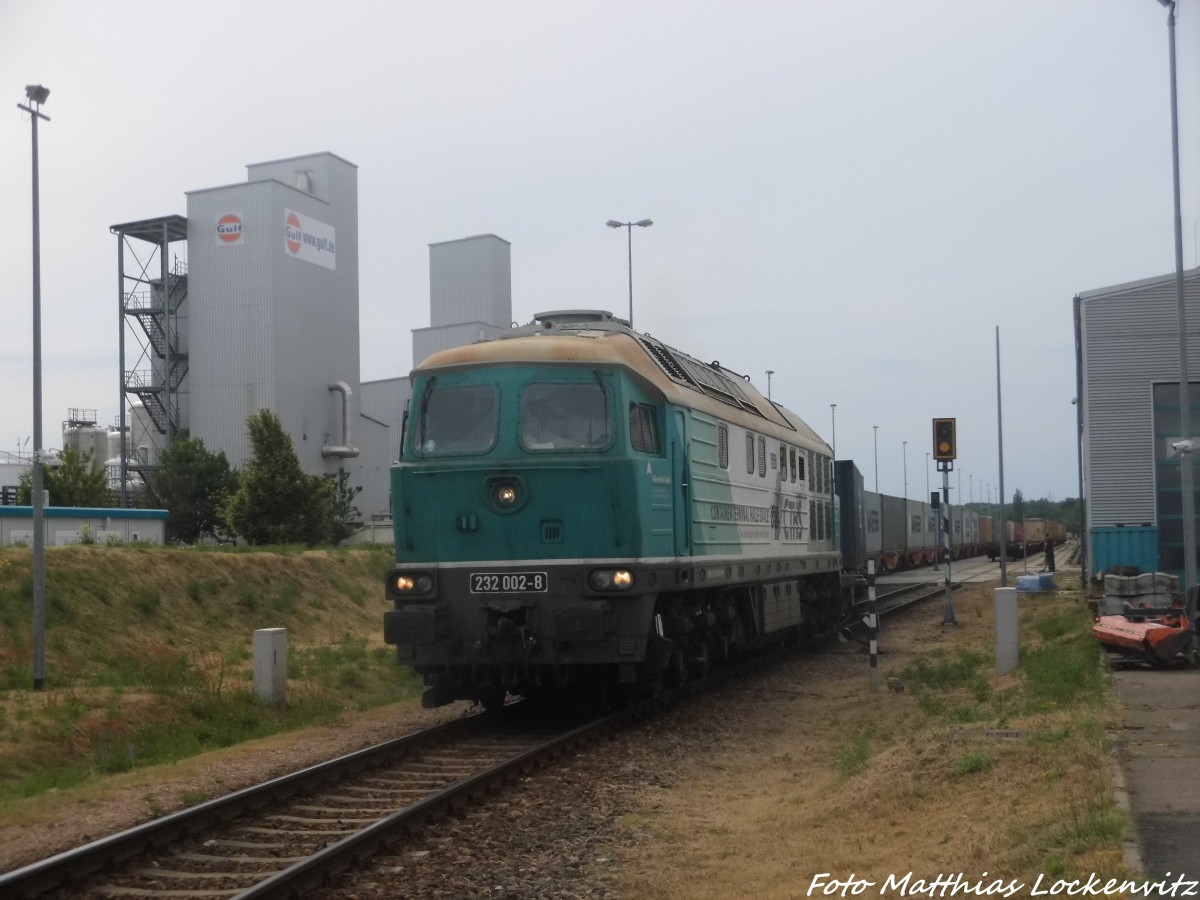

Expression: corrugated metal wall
xmin=186 ymin=154 xmax=360 ymax=473
xmin=429 ymin=235 xmax=511 ymax=329
xmin=361 ymin=376 xmax=412 ymax=465
xmin=1079 ymin=270 xmax=1200 ymax=531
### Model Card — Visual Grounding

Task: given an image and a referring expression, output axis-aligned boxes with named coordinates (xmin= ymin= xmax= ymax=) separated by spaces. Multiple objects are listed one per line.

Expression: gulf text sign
xmin=283 ymin=208 xmax=336 ymax=270
xmin=216 ymin=212 xmax=244 ymax=245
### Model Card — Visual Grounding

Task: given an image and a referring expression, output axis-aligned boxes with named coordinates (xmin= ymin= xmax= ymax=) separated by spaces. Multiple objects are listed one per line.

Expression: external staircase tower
xmin=110 ymin=215 xmax=188 ymax=506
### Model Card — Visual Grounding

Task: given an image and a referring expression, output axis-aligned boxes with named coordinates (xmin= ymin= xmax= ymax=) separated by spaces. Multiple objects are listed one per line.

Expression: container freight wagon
xmin=834 ymin=469 xmax=937 ymax=573
xmin=836 ymin=460 xmax=867 ymax=572
xmin=906 ymin=498 xmax=936 ymax=566
xmin=984 ymin=518 xmax=1064 ymax=560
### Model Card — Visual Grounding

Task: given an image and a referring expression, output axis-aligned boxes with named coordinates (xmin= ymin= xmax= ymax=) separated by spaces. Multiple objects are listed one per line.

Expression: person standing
xmin=1044 ymin=536 xmax=1056 ymax=572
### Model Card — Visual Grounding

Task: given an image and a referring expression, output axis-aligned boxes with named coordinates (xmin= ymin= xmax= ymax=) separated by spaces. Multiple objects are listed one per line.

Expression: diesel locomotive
xmin=383 ymin=310 xmax=847 ymax=708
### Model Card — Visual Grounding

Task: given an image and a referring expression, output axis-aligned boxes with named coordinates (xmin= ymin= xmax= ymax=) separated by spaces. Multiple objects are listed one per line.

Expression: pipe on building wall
xmin=323 ymin=381 xmax=360 ymax=459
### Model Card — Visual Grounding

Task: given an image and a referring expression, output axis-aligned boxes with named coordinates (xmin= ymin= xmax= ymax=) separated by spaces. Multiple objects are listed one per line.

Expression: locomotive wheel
xmin=665 ymin=645 xmax=688 ymax=687
xmin=479 ymin=687 xmax=507 ymax=712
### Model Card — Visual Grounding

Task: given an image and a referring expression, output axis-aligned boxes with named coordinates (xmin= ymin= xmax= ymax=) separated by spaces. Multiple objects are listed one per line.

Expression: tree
xmin=17 ymin=447 xmax=112 ymax=507
xmin=325 ymin=468 xmax=363 ymax=544
xmin=1011 ymin=488 xmax=1026 ymax=522
xmin=146 ymin=436 xmax=238 ymax=544
xmin=223 ymin=410 xmax=334 ymax=546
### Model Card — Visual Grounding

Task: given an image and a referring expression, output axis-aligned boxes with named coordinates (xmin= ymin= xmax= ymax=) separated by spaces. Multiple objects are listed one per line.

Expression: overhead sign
xmin=216 ymin=212 xmax=244 ymax=245
xmin=283 ymin=208 xmax=336 ymax=270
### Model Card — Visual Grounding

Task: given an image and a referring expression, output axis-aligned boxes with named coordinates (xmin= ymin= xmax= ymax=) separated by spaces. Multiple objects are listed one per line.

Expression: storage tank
xmin=128 ymin=403 xmax=158 ymax=466
xmin=64 ymin=423 xmax=109 ymax=469
xmin=105 ymin=456 xmax=146 ymax=497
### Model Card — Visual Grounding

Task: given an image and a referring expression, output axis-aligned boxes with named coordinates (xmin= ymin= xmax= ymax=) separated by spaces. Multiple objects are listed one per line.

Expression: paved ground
xmin=1114 ymin=665 xmax=1200 ymax=881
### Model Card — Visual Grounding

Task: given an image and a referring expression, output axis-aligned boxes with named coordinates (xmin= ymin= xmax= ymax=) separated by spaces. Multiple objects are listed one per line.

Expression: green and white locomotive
xmin=384 ymin=310 xmax=845 ymax=708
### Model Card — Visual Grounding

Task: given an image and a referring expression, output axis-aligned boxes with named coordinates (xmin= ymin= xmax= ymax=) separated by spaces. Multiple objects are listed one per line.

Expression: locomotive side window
xmin=746 ymin=433 xmax=755 ymax=474
xmin=418 ymin=384 xmax=498 ymax=455
xmin=628 ymin=403 xmax=660 ymax=454
xmin=718 ymin=425 xmax=729 ymax=469
xmin=521 ymin=382 xmax=611 ymax=451
xmin=757 ymin=437 xmax=766 ymax=478
xmin=789 ymin=448 xmax=797 ymax=483
xmin=797 ymin=451 xmax=805 ymax=482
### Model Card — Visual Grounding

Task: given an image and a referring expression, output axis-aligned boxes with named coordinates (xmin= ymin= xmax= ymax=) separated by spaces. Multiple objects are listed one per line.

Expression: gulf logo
xmin=216 ymin=213 xmax=243 ymax=243
xmin=285 ymin=212 xmax=302 ymax=254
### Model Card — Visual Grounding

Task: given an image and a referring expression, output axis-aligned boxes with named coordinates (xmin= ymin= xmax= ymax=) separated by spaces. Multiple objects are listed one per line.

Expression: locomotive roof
xmin=414 ymin=310 xmax=831 ymax=453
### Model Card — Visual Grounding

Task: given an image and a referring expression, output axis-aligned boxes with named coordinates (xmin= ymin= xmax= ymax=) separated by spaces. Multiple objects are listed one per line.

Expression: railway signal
xmin=932 ymin=417 xmax=956 ymax=462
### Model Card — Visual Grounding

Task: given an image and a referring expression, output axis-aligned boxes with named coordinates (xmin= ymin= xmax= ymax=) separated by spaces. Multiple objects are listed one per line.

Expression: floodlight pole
xmin=1160 ymin=0 xmax=1198 ymax=616
xmin=606 ymin=218 xmax=653 ymax=329
xmin=18 ymin=86 xmax=51 ymax=691
xmin=872 ymin=425 xmax=879 ymax=493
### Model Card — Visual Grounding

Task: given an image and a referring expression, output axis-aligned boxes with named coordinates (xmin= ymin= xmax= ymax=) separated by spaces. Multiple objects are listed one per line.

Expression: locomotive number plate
xmin=470 ymin=572 xmax=548 ymax=594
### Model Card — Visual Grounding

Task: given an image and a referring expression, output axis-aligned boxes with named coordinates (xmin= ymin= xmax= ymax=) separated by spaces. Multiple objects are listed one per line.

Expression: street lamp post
xmin=18 ymin=83 xmax=50 ymax=691
xmin=903 ymin=440 xmax=908 ymax=555
xmin=1156 ymin=0 xmax=1197 ymax=616
xmin=606 ymin=218 xmax=653 ymax=329
xmin=873 ymin=425 xmax=879 ymax=493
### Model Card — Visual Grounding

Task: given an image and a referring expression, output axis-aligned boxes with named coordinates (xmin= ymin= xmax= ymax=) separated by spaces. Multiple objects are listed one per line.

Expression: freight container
xmin=864 ymin=490 xmax=882 ymax=558
xmin=880 ymin=494 xmax=907 ymax=570
xmin=835 ymin=460 xmax=866 ymax=572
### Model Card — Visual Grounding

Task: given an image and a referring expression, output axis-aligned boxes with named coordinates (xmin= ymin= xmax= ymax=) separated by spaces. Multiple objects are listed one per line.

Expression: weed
xmin=238 ymin=586 xmax=261 ymax=612
xmin=130 ymin=587 xmax=162 ymax=617
xmin=952 ymin=751 xmax=996 ymax=775
xmin=834 ymin=734 xmax=870 ymax=777
xmin=1052 ymin=803 xmax=1125 ymax=854
xmin=1035 ymin=611 xmax=1082 ymax=643
xmin=1021 ymin=631 xmax=1104 ymax=710
xmin=271 ymin=582 xmax=301 ymax=615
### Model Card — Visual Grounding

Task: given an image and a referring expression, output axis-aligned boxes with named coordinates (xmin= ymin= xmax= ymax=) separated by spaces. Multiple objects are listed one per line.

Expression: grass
xmin=0 ymin=544 xmax=419 ymax=808
xmin=613 ymin=581 xmax=1129 ymax=899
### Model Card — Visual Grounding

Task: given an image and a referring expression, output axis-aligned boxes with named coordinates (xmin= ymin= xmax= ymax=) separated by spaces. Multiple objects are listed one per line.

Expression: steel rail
xmin=0 ymin=714 xmax=485 ymax=898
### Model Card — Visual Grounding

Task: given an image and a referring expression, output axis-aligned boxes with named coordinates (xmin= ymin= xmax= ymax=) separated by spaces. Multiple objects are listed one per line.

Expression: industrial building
xmin=1074 ymin=267 xmax=1200 ymax=580
xmin=111 ymin=153 xmax=394 ymax=524
xmin=0 ymin=152 xmax=515 ymax=542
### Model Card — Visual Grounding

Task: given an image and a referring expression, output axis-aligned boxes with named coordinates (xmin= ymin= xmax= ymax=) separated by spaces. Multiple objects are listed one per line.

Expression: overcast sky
xmin=3 ymin=0 xmax=1199 ymax=505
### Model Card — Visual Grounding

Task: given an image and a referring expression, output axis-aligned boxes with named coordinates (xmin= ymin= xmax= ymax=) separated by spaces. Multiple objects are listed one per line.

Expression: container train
xmin=382 ymin=310 xmax=1062 ymax=708
xmin=834 ymin=462 xmax=993 ymax=572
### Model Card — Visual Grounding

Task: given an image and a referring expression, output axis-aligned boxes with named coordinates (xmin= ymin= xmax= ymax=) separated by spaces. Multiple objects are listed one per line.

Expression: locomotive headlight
xmin=484 ymin=475 xmax=528 ymax=513
xmin=588 ymin=568 xmax=635 ymax=591
xmin=387 ymin=569 xmax=436 ymax=599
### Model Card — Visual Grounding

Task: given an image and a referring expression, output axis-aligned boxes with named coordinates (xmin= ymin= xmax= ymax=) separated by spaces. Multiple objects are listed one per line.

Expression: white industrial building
xmin=110 ymin=154 xmax=390 ymax=523
xmin=1074 ymin=267 xmax=1200 ymax=581
xmin=100 ymin=154 xmax=513 ymax=535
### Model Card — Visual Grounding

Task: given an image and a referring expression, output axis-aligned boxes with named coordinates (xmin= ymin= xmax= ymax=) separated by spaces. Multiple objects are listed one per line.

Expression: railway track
xmin=0 ymin=710 xmax=595 ymax=899
xmin=1 ymin=582 xmax=955 ymax=900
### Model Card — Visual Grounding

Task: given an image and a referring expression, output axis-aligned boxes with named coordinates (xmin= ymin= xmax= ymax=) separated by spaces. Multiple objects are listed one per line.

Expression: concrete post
xmin=995 ymin=587 xmax=1018 ymax=676
xmin=253 ymin=627 xmax=288 ymax=707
